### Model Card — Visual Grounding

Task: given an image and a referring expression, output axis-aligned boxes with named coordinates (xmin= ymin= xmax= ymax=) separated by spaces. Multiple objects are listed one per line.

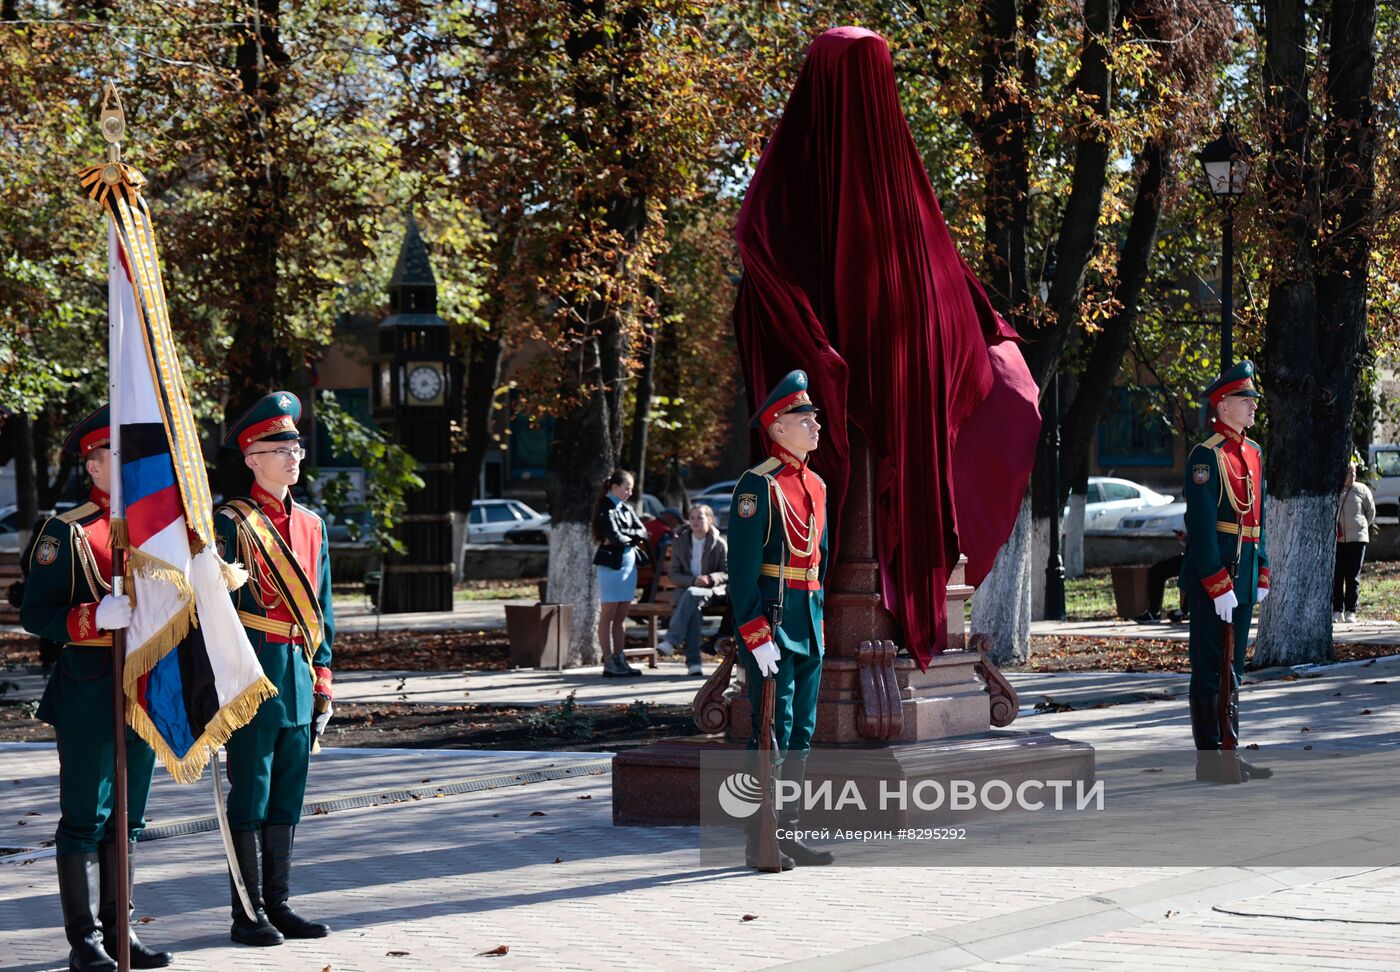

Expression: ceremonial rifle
xmin=1217 ymin=504 xmax=1246 ymax=785
xmin=1217 ymin=620 xmax=1243 ymax=784
xmin=756 ymin=674 xmax=782 ymax=872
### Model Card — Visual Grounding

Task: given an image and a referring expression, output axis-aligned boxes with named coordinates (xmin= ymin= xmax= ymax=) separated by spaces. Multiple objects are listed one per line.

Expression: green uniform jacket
xmin=1179 ymin=432 xmax=1270 ymax=600
xmin=23 ymin=499 xmax=119 ymax=736
xmin=215 ymin=497 xmax=333 ymax=728
xmin=727 ymin=460 xmax=829 ymax=658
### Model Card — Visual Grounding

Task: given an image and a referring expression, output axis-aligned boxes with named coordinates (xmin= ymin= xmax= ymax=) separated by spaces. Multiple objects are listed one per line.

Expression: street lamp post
xmin=1196 ymin=124 xmax=1255 ymax=368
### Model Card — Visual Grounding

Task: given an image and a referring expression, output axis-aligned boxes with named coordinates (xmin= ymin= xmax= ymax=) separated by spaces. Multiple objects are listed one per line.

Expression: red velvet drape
xmin=733 ymin=27 xmax=1040 ymax=668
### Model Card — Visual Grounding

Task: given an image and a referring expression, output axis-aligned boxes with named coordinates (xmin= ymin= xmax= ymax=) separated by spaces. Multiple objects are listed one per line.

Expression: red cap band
xmin=78 ymin=428 xmax=111 ymax=459
xmin=1209 ymin=378 xmax=1253 ymax=408
xmin=239 ymin=415 xmax=298 ymax=452
xmin=759 ymin=390 xmax=814 ymax=431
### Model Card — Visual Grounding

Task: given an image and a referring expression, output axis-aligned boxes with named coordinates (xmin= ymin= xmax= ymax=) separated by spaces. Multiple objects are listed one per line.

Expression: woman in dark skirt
xmin=593 ymin=469 xmax=648 ymax=677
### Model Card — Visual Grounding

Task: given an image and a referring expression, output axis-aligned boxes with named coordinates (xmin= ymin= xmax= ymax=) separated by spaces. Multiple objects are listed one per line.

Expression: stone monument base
xmin=612 ymin=731 xmax=1094 ymax=827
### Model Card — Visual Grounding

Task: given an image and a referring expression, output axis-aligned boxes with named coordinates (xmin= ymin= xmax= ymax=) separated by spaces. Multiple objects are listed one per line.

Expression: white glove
xmin=750 ymin=641 xmax=781 ymax=677
xmin=95 ymin=595 xmax=131 ymax=631
xmin=1212 ymin=589 xmax=1238 ymax=623
xmin=314 ymin=702 xmax=333 ymax=737
xmin=1256 ymin=587 xmax=1269 ymax=604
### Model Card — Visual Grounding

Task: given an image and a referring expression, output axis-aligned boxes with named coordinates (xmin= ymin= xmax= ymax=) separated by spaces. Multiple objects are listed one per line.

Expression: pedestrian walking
xmin=1334 ymin=460 xmax=1376 ymax=623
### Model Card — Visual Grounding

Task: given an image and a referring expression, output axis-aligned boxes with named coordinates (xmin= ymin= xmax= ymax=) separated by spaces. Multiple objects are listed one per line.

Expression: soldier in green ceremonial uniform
xmin=1182 ymin=360 xmax=1273 ymax=782
xmin=728 ymin=370 xmax=834 ymax=871
xmin=21 ymin=406 xmax=174 ymax=970
xmin=215 ymin=391 xmax=334 ymax=945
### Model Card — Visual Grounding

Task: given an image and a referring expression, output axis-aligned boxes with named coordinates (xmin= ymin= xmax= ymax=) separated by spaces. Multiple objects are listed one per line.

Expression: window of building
xmin=314 ymin=389 xmax=376 ymax=468
xmin=1097 ymin=387 xmax=1175 ymax=468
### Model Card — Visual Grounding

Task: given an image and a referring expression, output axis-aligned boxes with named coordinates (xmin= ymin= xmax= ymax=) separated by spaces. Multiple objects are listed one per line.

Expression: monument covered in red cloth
xmin=733 ymin=26 xmax=1040 ymax=670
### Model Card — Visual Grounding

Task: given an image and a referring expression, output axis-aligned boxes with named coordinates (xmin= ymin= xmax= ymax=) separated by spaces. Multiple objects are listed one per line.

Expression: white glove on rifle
xmin=313 ymin=702 xmax=333 ymax=738
xmin=95 ymin=594 xmax=132 ymax=631
xmin=1256 ymin=587 xmax=1269 ymax=604
xmin=750 ymin=641 xmax=781 ymax=677
xmin=1212 ymin=589 xmax=1238 ymax=623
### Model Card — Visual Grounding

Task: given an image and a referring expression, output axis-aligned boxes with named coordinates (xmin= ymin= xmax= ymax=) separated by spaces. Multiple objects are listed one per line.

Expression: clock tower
xmin=372 ymin=215 xmax=457 ymax=612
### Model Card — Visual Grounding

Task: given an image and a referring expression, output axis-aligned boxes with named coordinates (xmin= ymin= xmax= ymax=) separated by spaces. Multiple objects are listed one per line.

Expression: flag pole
xmin=101 ymin=80 xmax=132 ymax=972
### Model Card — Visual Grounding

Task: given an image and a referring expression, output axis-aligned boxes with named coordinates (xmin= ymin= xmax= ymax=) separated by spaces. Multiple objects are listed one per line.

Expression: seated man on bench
xmin=658 ymin=504 xmax=728 ymax=676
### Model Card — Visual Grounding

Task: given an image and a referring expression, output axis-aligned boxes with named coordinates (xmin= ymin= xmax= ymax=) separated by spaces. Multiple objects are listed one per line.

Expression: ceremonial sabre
xmin=212 ymin=749 xmax=257 ymax=919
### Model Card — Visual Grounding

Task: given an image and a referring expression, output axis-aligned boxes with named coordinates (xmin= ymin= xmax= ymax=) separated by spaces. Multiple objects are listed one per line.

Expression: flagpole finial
xmin=99 ymin=81 xmax=125 ymax=164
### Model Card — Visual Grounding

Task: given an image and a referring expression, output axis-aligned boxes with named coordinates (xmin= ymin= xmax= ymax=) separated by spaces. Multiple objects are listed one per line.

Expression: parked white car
xmin=1116 ymin=501 xmax=1187 ymax=537
xmin=1070 ymin=477 xmax=1175 ymax=534
xmin=694 ymin=479 xmax=738 ymax=499
xmin=1369 ymin=444 xmax=1400 ymax=522
xmin=469 ymin=499 xmax=549 ymax=544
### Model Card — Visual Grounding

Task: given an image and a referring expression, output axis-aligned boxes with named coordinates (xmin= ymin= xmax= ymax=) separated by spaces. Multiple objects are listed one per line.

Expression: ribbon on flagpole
xmin=80 ymin=93 xmax=275 ymax=785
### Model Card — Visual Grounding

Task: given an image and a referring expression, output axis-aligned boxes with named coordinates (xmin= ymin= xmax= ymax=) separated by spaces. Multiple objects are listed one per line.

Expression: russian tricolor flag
xmin=83 ymin=161 xmax=275 ymax=783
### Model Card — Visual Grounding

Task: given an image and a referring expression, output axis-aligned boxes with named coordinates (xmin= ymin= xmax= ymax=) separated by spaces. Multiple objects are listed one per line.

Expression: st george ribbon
xmin=78 ymin=151 xmax=275 ymax=785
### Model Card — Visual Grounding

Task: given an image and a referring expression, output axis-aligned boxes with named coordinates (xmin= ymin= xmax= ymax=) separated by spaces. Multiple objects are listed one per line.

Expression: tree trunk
xmin=219 ymin=0 xmax=293 ymax=498
xmin=626 ymin=318 xmax=655 ymax=503
xmin=546 ymin=0 xmax=647 ymax=666
xmin=1059 ymin=137 xmax=1172 ymax=495
xmin=13 ymin=414 xmax=37 ymax=532
xmin=1064 ymin=492 xmax=1085 ymax=579
xmin=971 ymin=496 xmax=1033 ymax=665
xmin=1255 ymin=0 xmax=1376 ymax=665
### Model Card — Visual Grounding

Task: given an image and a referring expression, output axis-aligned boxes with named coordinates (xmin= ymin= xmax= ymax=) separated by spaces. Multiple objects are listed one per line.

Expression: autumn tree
xmin=1252 ymin=0 xmax=1389 ymax=664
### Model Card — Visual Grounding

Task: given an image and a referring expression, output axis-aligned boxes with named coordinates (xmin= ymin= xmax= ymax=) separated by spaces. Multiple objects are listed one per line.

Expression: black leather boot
xmin=99 ymin=841 xmax=173 ymax=968
xmin=56 ymin=853 xmax=117 ymax=971
xmin=776 ymin=754 xmax=834 ymax=866
xmin=1230 ymin=711 xmax=1274 ymax=780
xmin=1189 ymin=694 xmax=1229 ymax=783
xmin=229 ymin=830 xmax=284 ymax=946
xmin=262 ymin=825 xmax=330 ymax=938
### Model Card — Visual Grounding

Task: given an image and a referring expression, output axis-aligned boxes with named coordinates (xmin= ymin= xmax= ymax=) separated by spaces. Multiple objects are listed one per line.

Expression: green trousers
xmin=225 ymin=723 xmax=311 ymax=831
xmin=54 ymin=727 xmax=156 ymax=855
xmin=740 ymin=644 xmax=823 ymax=755
xmin=1185 ymin=544 xmax=1258 ymax=698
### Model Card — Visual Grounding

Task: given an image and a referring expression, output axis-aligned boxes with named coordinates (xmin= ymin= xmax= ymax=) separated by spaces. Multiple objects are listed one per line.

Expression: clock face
xmin=408 ymin=364 xmax=443 ymax=402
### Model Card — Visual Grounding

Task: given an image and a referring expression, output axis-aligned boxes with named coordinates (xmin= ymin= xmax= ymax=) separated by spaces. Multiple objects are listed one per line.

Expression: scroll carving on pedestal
xmin=855 ymin=639 xmax=903 ymax=740
xmin=692 ymin=636 xmax=737 ymax=734
xmin=971 ymin=633 xmax=1020 ymax=727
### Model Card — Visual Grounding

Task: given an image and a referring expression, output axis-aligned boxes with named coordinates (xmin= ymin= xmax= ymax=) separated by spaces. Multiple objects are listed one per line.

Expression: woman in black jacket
xmin=593 ymin=469 xmax=648 ymax=677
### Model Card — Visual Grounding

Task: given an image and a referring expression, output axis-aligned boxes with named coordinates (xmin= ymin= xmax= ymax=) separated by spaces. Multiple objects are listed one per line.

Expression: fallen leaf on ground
xmin=1300 ymin=726 xmax=1311 ymax=732
xmin=741 ymin=914 xmax=759 ymax=922
xmin=553 ymin=857 xmax=564 ymax=863
xmin=387 ymin=950 xmax=410 ymax=957
xmin=1361 ymin=709 xmax=1373 ymax=715
xmin=577 ymin=794 xmax=593 ymax=800
xmin=480 ymin=945 xmax=510 ymax=956
xmin=529 ymin=811 xmax=547 ymax=817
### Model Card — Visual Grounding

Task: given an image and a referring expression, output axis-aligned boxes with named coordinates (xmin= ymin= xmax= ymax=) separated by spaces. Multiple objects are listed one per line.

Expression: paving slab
xmin=3 ymin=656 xmax=1400 ymax=970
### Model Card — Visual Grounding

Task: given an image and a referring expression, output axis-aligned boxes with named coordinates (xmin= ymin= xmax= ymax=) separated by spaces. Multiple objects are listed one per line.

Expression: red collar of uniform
xmin=1210 ymin=418 xmax=1246 ymax=447
xmin=769 ymin=443 xmax=809 ymax=471
xmin=251 ymin=482 xmax=292 ymax=514
xmin=90 ymin=487 xmax=110 ymax=510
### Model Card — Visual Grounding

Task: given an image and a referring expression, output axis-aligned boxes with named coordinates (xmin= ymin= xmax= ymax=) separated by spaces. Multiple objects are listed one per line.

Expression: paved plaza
xmin=3 ymin=643 xmax=1399 ymax=970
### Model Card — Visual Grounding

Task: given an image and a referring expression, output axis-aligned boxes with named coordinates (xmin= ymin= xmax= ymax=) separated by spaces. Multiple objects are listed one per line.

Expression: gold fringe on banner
xmin=109 ymin=517 xmax=129 ymax=551
xmin=122 ymin=603 xmax=198 ymax=697
xmin=220 ymin=557 xmax=249 ymax=592
xmin=125 ymin=675 xmax=278 ymax=784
